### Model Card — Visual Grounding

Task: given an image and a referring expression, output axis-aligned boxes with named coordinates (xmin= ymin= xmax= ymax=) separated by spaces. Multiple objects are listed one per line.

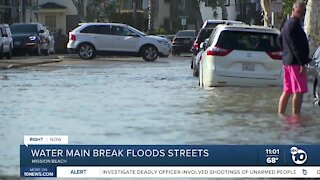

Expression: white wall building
xmin=26 ymin=0 xmax=87 ymax=35
xmin=200 ymin=0 xmax=238 ymax=22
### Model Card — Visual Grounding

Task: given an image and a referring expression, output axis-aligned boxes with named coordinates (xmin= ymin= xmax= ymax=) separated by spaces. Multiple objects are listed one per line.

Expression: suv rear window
xmin=216 ymin=31 xmax=280 ymax=51
xmin=176 ymin=31 xmax=195 ymax=37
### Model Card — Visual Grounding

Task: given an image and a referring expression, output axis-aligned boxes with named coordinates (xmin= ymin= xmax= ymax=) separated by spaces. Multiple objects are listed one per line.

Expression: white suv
xmin=67 ymin=23 xmax=171 ymax=61
xmin=199 ymin=24 xmax=283 ymax=87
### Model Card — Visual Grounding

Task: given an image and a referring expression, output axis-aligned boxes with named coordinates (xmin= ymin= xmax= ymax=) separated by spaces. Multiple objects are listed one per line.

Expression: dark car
xmin=190 ymin=28 xmax=214 ymax=73
xmin=172 ymin=30 xmax=196 ymax=56
xmin=10 ymin=23 xmax=47 ymax=56
xmin=190 ymin=20 xmax=244 ymax=72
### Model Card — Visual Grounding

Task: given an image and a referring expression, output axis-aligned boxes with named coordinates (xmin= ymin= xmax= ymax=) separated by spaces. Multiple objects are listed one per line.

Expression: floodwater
xmin=1 ymin=57 xmax=320 ymax=178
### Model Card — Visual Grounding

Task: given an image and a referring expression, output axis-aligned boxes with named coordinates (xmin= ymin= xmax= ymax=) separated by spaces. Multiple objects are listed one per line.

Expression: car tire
xmin=199 ymin=63 xmax=203 ymax=87
xmin=78 ymin=43 xmax=96 ymax=60
xmin=314 ymin=78 xmax=320 ymax=106
xmin=172 ymin=51 xmax=180 ymax=56
xmin=141 ymin=45 xmax=158 ymax=61
xmin=0 ymin=45 xmax=3 ymax=59
xmin=193 ymin=61 xmax=199 ymax=77
xmin=33 ymin=45 xmax=41 ymax=56
xmin=5 ymin=47 xmax=12 ymax=59
xmin=42 ymin=49 xmax=49 ymax=56
xmin=51 ymin=48 xmax=55 ymax=55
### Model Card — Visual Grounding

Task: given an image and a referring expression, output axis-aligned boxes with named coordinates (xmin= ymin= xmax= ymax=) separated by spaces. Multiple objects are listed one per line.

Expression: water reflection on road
xmin=0 ymin=57 xmax=319 ymax=177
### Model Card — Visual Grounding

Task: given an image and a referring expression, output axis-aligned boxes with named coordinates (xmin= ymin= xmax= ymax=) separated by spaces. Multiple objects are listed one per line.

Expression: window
xmin=110 ymin=26 xmax=137 ymax=36
xmin=216 ymin=31 xmax=280 ymax=51
xmin=80 ymin=25 xmax=111 ymax=35
xmin=45 ymin=15 xmax=57 ymax=33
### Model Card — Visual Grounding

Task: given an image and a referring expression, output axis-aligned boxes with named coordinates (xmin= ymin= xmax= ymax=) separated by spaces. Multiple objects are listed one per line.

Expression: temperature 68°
xmin=266 ymin=157 xmax=279 ymax=164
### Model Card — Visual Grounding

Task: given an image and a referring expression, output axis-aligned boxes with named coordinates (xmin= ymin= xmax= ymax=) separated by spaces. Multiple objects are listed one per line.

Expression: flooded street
xmin=1 ymin=56 xmax=320 ymax=177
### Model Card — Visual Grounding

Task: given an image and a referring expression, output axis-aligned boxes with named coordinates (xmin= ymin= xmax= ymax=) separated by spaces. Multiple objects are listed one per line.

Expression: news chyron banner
xmin=21 ymin=136 xmax=320 ymax=178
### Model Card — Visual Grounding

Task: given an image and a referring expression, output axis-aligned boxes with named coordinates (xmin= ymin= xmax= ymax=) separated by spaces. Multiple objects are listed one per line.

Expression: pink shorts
xmin=283 ymin=65 xmax=308 ymax=94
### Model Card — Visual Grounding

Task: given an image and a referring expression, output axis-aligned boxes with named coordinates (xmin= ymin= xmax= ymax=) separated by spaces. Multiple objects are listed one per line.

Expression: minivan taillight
xmin=266 ymin=51 xmax=283 ymax=60
xmin=207 ymin=46 xmax=232 ymax=56
xmin=70 ymin=34 xmax=76 ymax=41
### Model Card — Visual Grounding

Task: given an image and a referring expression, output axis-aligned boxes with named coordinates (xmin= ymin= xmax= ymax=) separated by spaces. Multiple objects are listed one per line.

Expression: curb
xmin=0 ymin=59 xmax=62 ymax=70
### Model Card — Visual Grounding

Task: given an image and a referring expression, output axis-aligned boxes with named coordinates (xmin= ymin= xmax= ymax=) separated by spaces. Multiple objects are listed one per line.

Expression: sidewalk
xmin=0 ymin=56 xmax=62 ymax=70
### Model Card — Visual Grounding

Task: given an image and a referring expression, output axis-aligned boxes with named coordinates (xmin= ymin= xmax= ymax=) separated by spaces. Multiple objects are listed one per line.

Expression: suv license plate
xmin=242 ymin=63 xmax=255 ymax=71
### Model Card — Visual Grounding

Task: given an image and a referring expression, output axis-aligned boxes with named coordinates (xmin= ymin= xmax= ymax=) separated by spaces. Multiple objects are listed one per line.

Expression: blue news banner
xmin=20 ymin=145 xmax=320 ymax=177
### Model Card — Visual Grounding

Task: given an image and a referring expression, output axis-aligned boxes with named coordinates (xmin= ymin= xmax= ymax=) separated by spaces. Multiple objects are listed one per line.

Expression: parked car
xmin=0 ymin=24 xmax=13 ymax=59
xmin=10 ymin=23 xmax=47 ymax=56
xmin=193 ymin=49 xmax=204 ymax=77
xmin=191 ymin=20 xmax=244 ymax=69
xmin=171 ymin=30 xmax=196 ymax=56
xmin=191 ymin=28 xmax=214 ymax=70
xmin=199 ymin=24 xmax=283 ymax=87
xmin=67 ymin=23 xmax=171 ymax=61
xmin=312 ymin=46 xmax=320 ymax=106
xmin=43 ymin=27 xmax=55 ymax=55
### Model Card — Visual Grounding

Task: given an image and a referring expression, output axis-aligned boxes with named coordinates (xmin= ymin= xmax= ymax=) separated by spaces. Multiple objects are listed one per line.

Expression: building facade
xmin=0 ymin=0 xmax=21 ymax=24
xmin=24 ymin=0 xmax=88 ymax=35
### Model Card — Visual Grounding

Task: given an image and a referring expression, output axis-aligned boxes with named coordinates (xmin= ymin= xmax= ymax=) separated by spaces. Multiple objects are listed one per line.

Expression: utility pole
xmin=133 ymin=0 xmax=137 ymax=27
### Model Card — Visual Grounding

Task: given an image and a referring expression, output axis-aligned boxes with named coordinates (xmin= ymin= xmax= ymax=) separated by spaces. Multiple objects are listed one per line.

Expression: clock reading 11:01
xmin=265 ymin=149 xmax=280 ymax=155
xmin=265 ymin=149 xmax=280 ymax=164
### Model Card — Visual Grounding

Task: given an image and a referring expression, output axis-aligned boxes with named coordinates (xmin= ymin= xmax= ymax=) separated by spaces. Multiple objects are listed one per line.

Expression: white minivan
xmin=199 ymin=24 xmax=283 ymax=87
xmin=67 ymin=23 xmax=171 ymax=61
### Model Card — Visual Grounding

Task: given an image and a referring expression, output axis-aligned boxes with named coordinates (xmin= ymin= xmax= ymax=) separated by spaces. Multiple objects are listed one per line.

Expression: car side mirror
xmin=39 ymin=30 xmax=45 ymax=33
xmin=203 ymin=38 xmax=210 ymax=49
xmin=200 ymin=42 xmax=205 ymax=50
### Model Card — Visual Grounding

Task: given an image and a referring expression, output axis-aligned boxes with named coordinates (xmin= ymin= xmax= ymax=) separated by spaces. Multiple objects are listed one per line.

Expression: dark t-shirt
xmin=277 ymin=18 xmax=309 ymax=65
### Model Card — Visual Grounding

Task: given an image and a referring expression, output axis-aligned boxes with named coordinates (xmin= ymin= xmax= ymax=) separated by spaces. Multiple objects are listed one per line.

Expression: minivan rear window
xmin=216 ymin=31 xmax=280 ymax=51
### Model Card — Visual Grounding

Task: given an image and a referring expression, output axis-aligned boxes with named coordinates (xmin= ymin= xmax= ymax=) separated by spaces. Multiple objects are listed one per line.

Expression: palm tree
xmin=304 ymin=0 xmax=320 ymax=55
xmin=201 ymin=0 xmax=228 ymax=20
xmin=261 ymin=0 xmax=271 ymax=27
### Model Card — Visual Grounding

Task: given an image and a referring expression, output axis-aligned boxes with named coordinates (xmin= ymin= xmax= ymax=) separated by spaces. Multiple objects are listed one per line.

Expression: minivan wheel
xmin=193 ymin=61 xmax=199 ymax=77
xmin=78 ymin=43 xmax=96 ymax=59
xmin=314 ymin=78 xmax=320 ymax=106
xmin=141 ymin=45 xmax=158 ymax=61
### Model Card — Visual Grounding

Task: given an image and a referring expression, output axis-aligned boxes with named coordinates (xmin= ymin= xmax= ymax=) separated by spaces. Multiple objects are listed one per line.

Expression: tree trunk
xmin=190 ymin=0 xmax=203 ymax=31
xmin=169 ymin=1 xmax=178 ymax=33
xmin=72 ymin=0 xmax=85 ymax=21
xmin=217 ymin=0 xmax=228 ymax=20
xmin=304 ymin=0 xmax=320 ymax=56
xmin=261 ymin=0 xmax=272 ymax=27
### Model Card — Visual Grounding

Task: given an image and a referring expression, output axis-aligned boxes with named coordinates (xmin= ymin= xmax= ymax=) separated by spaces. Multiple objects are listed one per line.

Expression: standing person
xmin=277 ymin=0 xmax=310 ymax=116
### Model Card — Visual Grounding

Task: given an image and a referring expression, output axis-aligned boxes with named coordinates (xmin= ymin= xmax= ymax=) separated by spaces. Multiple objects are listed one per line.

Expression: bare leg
xmin=292 ymin=93 xmax=304 ymax=115
xmin=278 ymin=92 xmax=290 ymax=115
